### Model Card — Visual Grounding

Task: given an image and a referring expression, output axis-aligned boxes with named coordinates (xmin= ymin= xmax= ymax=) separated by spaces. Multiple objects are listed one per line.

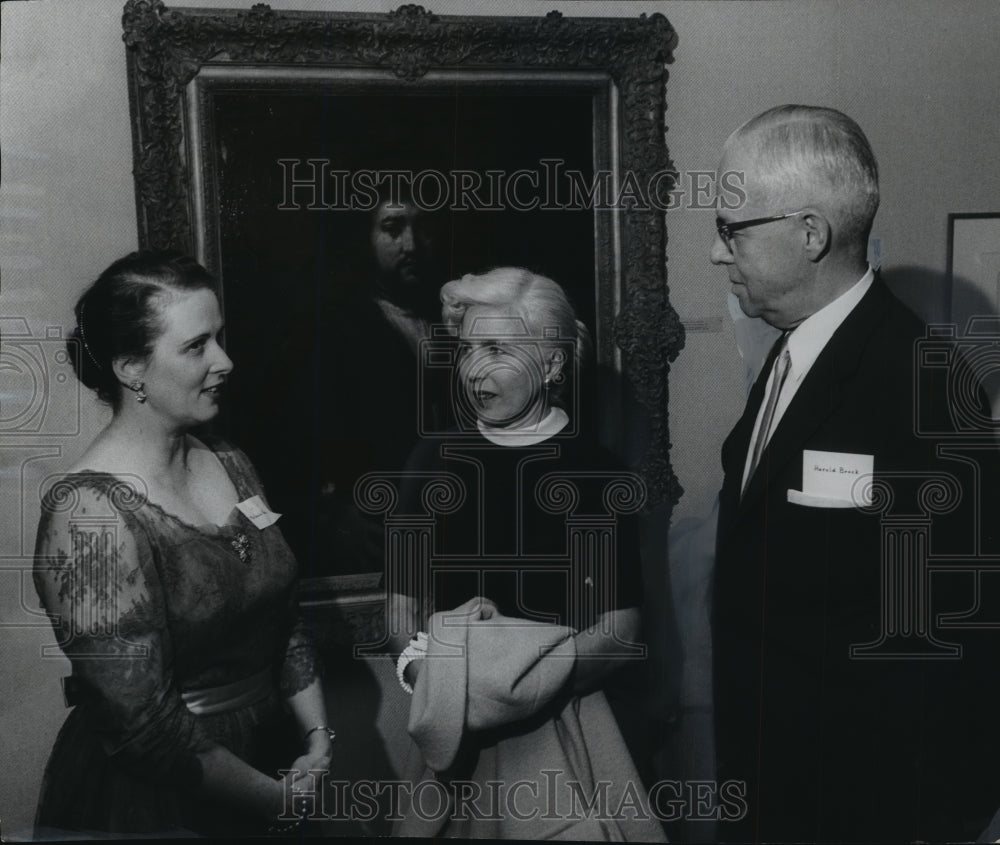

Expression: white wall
xmin=2 ymin=0 xmax=998 ymax=835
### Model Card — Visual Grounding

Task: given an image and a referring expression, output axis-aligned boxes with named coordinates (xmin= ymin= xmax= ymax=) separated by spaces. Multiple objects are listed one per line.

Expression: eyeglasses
xmin=715 ymin=210 xmax=807 ymax=249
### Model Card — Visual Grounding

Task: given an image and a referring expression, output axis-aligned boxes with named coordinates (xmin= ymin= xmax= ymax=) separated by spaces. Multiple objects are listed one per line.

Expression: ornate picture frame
xmin=948 ymin=212 xmax=1000 ymax=321
xmin=947 ymin=212 xmax=1000 ymax=418
xmin=122 ymin=0 xmax=682 ymax=639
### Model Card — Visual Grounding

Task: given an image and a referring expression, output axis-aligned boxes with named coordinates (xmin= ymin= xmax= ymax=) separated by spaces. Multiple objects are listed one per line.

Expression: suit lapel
xmin=718 ymin=334 xmax=787 ymax=542
xmin=721 ymin=278 xmax=893 ymax=537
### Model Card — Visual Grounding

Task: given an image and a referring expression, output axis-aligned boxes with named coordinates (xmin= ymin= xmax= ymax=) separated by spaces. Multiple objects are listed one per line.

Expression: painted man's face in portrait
xmin=371 ymin=200 xmax=433 ymax=291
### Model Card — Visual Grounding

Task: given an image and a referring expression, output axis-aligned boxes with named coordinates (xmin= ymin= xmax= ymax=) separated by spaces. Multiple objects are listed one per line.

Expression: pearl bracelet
xmin=396 ymin=632 xmax=429 ymax=694
xmin=266 ymin=817 xmax=303 ymax=835
xmin=266 ymin=792 xmax=311 ymax=834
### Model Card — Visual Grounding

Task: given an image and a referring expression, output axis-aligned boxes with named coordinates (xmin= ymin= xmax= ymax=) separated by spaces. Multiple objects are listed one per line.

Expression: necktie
xmin=743 ymin=335 xmax=791 ymax=496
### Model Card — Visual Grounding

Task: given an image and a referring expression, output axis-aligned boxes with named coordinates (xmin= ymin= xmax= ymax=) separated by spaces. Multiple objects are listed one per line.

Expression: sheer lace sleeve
xmin=279 ymin=606 xmax=321 ymax=697
xmin=33 ymin=477 xmax=216 ymax=786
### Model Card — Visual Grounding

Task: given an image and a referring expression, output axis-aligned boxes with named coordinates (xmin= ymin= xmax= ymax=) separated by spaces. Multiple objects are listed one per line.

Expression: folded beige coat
xmin=396 ymin=598 xmax=668 ymax=841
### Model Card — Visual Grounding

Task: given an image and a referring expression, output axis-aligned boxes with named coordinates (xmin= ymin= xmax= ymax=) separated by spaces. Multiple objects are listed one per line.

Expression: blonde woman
xmin=387 ymin=268 xmax=664 ymax=840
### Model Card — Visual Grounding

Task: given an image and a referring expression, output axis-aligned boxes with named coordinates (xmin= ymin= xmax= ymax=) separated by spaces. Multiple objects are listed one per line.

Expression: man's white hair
xmin=728 ymin=105 xmax=880 ymax=251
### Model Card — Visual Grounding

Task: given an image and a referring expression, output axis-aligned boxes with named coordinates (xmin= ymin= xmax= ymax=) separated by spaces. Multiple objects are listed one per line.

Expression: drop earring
xmin=130 ymin=380 xmax=148 ymax=403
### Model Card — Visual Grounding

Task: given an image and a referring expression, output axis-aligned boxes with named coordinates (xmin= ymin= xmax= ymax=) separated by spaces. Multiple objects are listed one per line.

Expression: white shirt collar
xmin=739 ymin=266 xmax=875 ymax=493
xmin=785 ymin=266 xmax=875 ymax=385
xmin=374 ymin=297 xmax=429 ymax=356
xmin=477 ymin=407 xmax=569 ymax=446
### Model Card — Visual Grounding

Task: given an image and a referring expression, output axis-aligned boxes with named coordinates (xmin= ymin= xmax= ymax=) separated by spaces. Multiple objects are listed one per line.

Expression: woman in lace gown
xmin=32 ymin=251 xmax=332 ymax=836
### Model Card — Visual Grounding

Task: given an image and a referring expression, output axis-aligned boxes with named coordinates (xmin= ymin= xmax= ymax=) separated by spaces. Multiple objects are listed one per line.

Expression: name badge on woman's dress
xmin=235 ymin=495 xmax=281 ymax=529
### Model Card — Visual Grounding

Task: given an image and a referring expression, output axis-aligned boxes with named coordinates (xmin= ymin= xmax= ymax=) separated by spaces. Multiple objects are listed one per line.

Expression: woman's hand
xmin=283 ymin=676 xmax=333 ymax=794
xmin=571 ymin=607 xmax=642 ymax=693
xmin=288 ymin=729 xmax=333 ymax=788
xmin=404 ymin=654 xmax=425 ymax=688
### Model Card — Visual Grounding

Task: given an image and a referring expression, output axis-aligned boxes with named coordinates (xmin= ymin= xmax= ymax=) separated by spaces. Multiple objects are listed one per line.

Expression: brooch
xmin=231 ymin=532 xmax=251 ymax=564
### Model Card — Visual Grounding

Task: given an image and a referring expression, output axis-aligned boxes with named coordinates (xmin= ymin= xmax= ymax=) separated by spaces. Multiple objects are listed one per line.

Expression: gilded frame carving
xmin=122 ymin=0 xmax=683 ymax=639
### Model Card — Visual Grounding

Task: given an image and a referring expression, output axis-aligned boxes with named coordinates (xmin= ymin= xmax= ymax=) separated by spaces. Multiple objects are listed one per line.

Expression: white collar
xmin=375 ymin=297 xmax=421 ymax=318
xmin=785 ymin=267 xmax=875 ymax=384
xmin=477 ymin=407 xmax=569 ymax=446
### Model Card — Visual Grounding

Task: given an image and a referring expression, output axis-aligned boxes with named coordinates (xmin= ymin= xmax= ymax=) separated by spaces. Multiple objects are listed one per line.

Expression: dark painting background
xmin=212 ymin=91 xmax=596 ymax=576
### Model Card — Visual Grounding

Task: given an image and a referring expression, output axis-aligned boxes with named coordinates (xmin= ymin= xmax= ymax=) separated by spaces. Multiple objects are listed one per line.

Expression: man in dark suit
xmin=711 ymin=105 xmax=1000 ymax=842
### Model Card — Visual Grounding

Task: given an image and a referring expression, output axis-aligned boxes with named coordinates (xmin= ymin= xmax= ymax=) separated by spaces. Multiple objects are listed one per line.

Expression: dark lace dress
xmin=32 ymin=438 xmax=319 ymax=837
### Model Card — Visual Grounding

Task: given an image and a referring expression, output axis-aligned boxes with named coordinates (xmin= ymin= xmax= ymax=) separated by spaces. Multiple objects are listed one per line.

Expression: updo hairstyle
xmin=68 ymin=250 xmax=218 ymax=408
xmin=439 ymin=267 xmax=592 ymax=403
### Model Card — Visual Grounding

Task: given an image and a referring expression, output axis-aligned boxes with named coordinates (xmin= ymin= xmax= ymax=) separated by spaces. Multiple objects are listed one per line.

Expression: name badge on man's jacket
xmin=787 ymin=449 xmax=874 ymax=508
